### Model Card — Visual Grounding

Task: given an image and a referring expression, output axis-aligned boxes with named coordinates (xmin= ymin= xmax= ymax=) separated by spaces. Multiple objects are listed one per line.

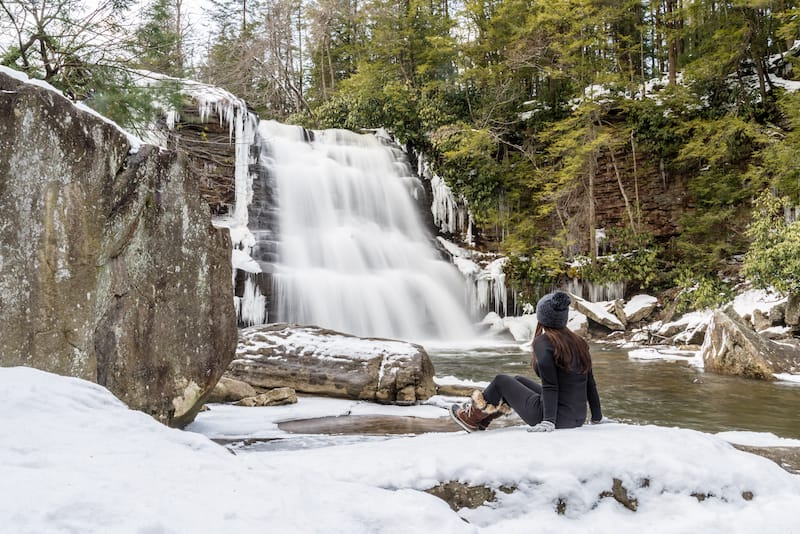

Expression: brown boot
xmin=477 ymin=402 xmax=512 ymax=430
xmin=450 ymin=390 xmax=511 ymax=433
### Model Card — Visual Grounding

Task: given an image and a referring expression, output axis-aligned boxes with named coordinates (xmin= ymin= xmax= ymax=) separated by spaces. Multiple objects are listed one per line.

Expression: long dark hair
xmin=534 ymin=323 xmax=592 ymax=373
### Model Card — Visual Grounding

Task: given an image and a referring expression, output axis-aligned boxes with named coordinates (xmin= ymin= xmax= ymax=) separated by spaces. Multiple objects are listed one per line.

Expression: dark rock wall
xmin=561 ymin=148 xmax=691 ymax=256
xmin=0 ymin=70 xmax=237 ymax=427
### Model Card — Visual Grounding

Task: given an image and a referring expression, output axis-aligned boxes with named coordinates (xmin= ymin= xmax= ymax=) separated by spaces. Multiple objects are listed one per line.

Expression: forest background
xmin=2 ymin=0 xmax=799 ymax=311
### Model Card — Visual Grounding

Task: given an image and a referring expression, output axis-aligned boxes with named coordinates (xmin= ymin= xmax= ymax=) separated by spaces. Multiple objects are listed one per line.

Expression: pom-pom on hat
xmin=536 ymin=291 xmax=571 ymax=329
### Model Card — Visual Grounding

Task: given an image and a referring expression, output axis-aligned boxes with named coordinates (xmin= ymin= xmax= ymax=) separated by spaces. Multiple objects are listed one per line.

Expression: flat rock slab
xmin=278 ymin=414 xmax=523 ymax=435
xmin=733 ymin=445 xmax=800 ymax=475
xmin=279 ymin=415 xmax=800 ymax=476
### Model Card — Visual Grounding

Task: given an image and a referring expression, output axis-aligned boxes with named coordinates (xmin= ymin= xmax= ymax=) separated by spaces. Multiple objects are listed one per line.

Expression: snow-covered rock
xmin=623 ymin=295 xmax=659 ymax=323
xmin=732 ymin=288 xmax=788 ymax=330
xmin=229 ymin=323 xmax=436 ymax=404
xmin=567 ymin=310 xmax=590 ymax=338
xmin=570 ymin=293 xmax=626 ymax=331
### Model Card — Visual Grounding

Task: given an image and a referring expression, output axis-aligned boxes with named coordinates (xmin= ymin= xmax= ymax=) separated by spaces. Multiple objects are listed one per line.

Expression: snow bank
xmin=716 ymin=431 xmax=800 ymax=448
xmin=5 ymin=367 xmax=800 ymax=534
xmin=0 ymin=367 xmax=466 ymax=534
xmin=732 ymin=288 xmax=787 ymax=323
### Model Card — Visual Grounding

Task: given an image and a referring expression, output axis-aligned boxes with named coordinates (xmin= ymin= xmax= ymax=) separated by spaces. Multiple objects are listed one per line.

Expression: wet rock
xmin=229 ymin=324 xmax=436 ymax=404
xmin=786 ymin=294 xmax=800 ymax=327
xmin=279 ymin=414 xmax=463 ymax=435
xmin=426 ymin=482 xmax=498 ymax=511
xmin=599 ymin=478 xmax=638 ymax=511
xmin=673 ymin=322 xmax=708 ymax=345
xmin=437 ymin=383 xmax=477 ymax=397
xmin=0 ymin=69 xmax=237 ymax=427
xmin=700 ymin=306 xmax=800 ymax=379
xmin=236 ymin=387 xmax=297 ymax=407
xmin=752 ymin=309 xmax=772 ymax=332
xmin=603 ymin=299 xmax=628 ymax=325
xmin=734 ymin=445 xmax=800 ymax=475
xmin=207 ymin=376 xmax=258 ymax=403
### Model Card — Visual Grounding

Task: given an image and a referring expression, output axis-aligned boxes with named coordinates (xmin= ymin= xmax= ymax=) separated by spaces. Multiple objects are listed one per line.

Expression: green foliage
xmin=131 ymin=0 xmax=185 ymax=77
xmin=743 ymin=191 xmax=800 ymax=294
xmin=749 ymin=91 xmax=800 ymax=202
xmin=570 ymin=229 xmax=662 ymax=290
xmin=672 ymin=114 xmax=765 ymax=271
xmin=429 ymin=123 xmax=502 ymax=221
xmin=673 ymin=269 xmax=734 ymax=313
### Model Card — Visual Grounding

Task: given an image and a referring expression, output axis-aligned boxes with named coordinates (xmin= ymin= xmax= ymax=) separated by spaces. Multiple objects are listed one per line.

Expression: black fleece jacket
xmin=533 ymin=334 xmax=602 ymax=429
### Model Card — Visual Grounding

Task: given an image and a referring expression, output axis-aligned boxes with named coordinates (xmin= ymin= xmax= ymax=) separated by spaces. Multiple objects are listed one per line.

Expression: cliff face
xmin=561 ymin=146 xmax=692 ymax=255
xmin=0 ymin=69 xmax=237 ymax=427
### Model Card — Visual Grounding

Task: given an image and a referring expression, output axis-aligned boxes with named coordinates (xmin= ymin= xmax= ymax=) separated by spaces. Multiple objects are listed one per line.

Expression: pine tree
xmin=132 ymin=0 xmax=186 ymax=77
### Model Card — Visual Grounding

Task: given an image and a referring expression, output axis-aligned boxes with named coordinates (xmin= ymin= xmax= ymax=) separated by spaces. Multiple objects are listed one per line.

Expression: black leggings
xmin=482 ymin=374 xmax=543 ymax=426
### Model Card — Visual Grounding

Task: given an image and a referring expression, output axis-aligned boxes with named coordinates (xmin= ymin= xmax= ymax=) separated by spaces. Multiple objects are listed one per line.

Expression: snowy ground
xmin=3 ymin=367 xmax=800 ymax=534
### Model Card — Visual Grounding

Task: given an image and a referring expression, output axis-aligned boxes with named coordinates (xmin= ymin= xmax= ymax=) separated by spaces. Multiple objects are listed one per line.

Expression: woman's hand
xmin=590 ymin=417 xmax=616 ymax=424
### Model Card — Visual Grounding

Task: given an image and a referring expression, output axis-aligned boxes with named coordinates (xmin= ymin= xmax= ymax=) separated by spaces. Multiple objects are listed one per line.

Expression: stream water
xmin=429 ymin=343 xmax=800 ymax=440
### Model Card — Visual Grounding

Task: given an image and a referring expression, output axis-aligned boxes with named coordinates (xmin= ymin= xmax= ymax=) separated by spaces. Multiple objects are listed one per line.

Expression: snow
xmin=0 ymin=65 xmax=143 ymax=153
xmin=236 ymin=325 xmax=423 ymax=363
xmin=4 ymin=366 xmax=800 ymax=534
xmin=716 ymin=431 xmax=800 ymax=448
xmin=774 ymin=373 xmax=800 ymax=384
xmin=627 ymin=347 xmax=698 ymax=362
xmin=623 ymin=294 xmax=658 ymax=318
xmin=572 ymin=294 xmax=627 ymax=330
xmin=480 ymin=311 xmax=539 ymax=342
xmin=732 ymin=288 xmax=787 ymax=323
xmin=657 ymin=310 xmax=712 ymax=337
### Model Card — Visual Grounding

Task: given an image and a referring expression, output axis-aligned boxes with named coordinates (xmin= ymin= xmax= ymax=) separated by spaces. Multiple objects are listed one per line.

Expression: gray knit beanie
xmin=536 ymin=291 xmax=571 ymax=329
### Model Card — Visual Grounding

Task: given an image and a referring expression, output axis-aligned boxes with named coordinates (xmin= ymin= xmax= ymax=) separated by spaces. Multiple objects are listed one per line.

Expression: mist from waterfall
xmin=250 ymin=120 xmax=477 ymax=342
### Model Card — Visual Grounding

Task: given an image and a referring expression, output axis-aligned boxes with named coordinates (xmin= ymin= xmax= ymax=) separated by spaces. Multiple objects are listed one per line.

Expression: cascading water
xmin=243 ymin=120 xmax=477 ymax=342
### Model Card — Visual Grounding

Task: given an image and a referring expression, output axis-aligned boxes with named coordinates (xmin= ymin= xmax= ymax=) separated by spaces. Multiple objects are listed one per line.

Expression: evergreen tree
xmin=132 ymin=0 xmax=186 ymax=77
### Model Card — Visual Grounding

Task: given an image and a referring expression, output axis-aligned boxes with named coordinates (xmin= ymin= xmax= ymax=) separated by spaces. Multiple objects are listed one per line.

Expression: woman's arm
xmin=533 ymin=336 xmax=559 ymax=424
xmin=587 ymin=370 xmax=603 ymax=423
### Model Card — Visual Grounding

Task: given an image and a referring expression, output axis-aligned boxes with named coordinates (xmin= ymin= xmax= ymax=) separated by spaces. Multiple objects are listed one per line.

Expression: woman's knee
xmin=493 ymin=374 xmax=515 ymax=387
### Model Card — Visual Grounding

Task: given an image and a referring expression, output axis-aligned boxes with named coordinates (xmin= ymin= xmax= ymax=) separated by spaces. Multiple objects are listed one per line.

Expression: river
xmin=429 ymin=342 xmax=800 ymax=440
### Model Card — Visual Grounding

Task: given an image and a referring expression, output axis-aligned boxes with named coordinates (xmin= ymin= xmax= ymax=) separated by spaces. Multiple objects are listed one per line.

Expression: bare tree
xmin=0 ymin=0 xmax=133 ymax=98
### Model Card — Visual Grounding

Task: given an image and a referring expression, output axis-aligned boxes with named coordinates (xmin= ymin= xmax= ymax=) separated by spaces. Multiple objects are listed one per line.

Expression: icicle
xmin=238 ymin=276 xmax=267 ymax=326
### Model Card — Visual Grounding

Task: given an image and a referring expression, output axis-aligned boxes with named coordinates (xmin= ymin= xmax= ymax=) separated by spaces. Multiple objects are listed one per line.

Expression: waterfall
xmin=240 ymin=121 xmax=476 ymax=342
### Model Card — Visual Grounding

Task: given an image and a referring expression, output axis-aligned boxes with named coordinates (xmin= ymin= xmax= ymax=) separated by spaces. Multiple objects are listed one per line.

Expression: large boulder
xmin=0 ymin=68 xmax=237 ymax=426
xmin=229 ymin=323 xmax=437 ymax=404
xmin=699 ymin=306 xmax=800 ymax=379
xmin=207 ymin=376 xmax=258 ymax=403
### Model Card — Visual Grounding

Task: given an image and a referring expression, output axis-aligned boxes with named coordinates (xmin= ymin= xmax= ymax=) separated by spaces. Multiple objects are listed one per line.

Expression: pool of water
xmin=428 ymin=342 xmax=800 ymax=440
